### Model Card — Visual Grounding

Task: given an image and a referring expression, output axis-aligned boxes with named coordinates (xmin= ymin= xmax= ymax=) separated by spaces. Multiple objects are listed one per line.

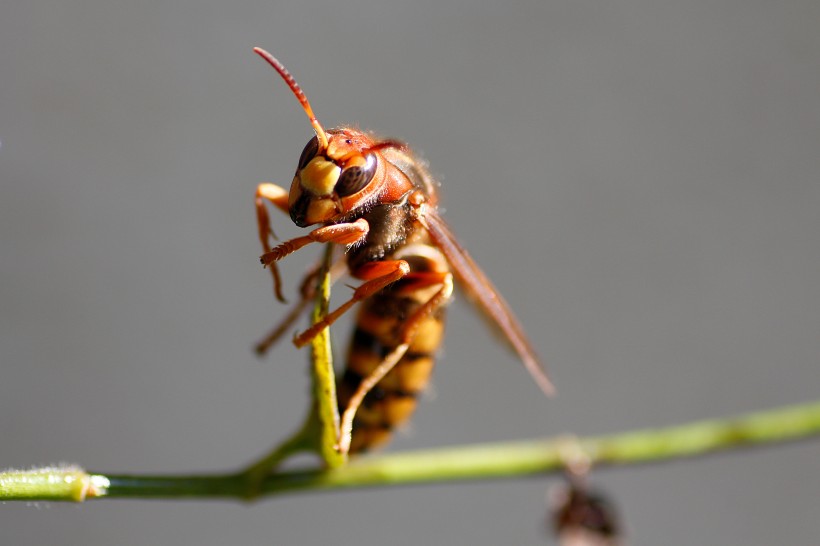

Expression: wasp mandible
xmin=252 ymin=47 xmax=554 ymax=454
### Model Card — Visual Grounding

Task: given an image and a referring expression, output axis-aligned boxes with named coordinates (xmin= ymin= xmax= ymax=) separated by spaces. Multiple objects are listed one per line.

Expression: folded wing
xmin=420 ymin=209 xmax=555 ymax=395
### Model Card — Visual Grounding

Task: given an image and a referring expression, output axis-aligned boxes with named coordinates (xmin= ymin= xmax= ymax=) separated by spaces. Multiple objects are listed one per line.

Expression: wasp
xmin=252 ymin=47 xmax=554 ymax=454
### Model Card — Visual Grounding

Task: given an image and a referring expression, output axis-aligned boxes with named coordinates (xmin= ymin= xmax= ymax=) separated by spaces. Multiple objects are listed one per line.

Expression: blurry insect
xmin=549 ymin=477 xmax=623 ymax=546
xmin=252 ymin=47 xmax=554 ymax=454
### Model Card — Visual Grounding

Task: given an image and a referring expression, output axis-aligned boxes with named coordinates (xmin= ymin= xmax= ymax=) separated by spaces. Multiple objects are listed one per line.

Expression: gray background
xmin=2 ymin=1 xmax=819 ymax=544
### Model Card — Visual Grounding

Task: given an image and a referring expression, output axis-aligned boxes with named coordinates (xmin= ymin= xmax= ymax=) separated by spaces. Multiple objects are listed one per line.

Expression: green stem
xmin=3 ymin=399 xmax=819 ymax=501
xmin=309 ymin=244 xmax=345 ymax=468
xmin=0 ymin=466 xmax=109 ymax=501
xmin=238 ymin=244 xmax=344 ymax=494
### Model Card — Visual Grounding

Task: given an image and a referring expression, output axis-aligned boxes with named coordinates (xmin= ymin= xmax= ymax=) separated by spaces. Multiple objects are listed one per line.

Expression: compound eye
xmin=297 ymin=136 xmax=320 ymax=171
xmin=335 ymin=154 xmax=377 ymax=197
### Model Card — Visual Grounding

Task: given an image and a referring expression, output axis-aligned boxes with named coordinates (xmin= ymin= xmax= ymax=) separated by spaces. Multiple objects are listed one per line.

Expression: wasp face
xmin=288 ymin=131 xmax=379 ymax=227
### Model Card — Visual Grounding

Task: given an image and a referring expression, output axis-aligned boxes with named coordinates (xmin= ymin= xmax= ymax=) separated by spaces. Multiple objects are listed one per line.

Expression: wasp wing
xmin=420 ymin=209 xmax=555 ymax=395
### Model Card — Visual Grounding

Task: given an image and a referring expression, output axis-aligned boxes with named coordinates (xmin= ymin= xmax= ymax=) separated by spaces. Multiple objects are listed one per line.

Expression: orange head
xmin=254 ymin=48 xmax=389 ymax=227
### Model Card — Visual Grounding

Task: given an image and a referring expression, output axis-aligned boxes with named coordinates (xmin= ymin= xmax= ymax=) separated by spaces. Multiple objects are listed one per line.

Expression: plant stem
xmin=308 ymin=243 xmax=345 ymax=468
xmin=238 ymin=244 xmax=344 ymax=493
xmin=0 ymin=466 xmax=108 ymax=501
xmin=3 ymin=399 xmax=819 ymax=502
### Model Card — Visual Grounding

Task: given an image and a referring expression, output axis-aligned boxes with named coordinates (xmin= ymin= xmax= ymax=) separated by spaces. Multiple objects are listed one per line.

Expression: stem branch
xmin=3 ymin=399 xmax=818 ymax=502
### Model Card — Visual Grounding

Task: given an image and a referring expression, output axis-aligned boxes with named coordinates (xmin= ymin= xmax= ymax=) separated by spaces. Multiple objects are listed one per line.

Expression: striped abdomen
xmin=338 ymin=244 xmax=449 ymax=453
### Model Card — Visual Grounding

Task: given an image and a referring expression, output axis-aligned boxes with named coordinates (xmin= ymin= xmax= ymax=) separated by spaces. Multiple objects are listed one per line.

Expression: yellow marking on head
xmin=300 ymin=156 xmax=340 ymax=196
xmin=305 ymin=198 xmax=338 ymax=224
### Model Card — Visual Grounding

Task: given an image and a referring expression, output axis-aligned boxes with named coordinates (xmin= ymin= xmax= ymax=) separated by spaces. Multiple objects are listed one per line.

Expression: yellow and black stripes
xmin=338 ymin=271 xmax=447 ymax=453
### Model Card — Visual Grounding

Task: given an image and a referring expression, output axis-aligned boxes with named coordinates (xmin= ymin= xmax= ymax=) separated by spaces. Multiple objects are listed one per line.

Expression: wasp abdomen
xmin=338 ymin=246 xmax=449 ymax=453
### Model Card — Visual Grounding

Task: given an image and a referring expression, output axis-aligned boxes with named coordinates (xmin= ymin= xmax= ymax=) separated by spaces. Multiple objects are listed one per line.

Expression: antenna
xmin=253 ymin=47 xmax=329 ymax=150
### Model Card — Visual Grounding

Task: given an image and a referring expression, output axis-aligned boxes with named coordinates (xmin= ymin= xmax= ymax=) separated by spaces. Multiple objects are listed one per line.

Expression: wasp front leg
xmin=256 ymin=182 xmax=291 ymax=302
xmin=259 ymin=218 xmax=369 ymax=269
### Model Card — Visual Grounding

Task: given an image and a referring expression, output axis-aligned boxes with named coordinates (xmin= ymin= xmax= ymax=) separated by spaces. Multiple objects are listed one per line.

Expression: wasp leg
xmin=256 ymin=183 xmax=291 ymax=302
xmin=255 ymin=262 xmax=320 ymax=356
xmin=260 ymin=218 xmax=369 ymax=267
xmin=254 ymin=252 xmax=347 ymax=356
xmin=336 ymin=271 xmax=454 ymax=454
xmin=292 ymin=259 xmax=411 ymax=348
xmin=394 ymin=271 xmax=454 ymax=344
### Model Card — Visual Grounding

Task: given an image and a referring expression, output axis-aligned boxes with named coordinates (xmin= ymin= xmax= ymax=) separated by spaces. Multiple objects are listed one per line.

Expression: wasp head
xmin=287 ymin=129 xmax=381 ymax=226
xmin=253 ymin=47 xmax=385 ymax=227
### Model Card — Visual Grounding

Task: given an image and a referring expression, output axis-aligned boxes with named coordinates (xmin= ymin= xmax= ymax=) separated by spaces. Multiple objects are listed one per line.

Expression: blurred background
xmin=1 ymin=1 xmax=819 ymax=544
